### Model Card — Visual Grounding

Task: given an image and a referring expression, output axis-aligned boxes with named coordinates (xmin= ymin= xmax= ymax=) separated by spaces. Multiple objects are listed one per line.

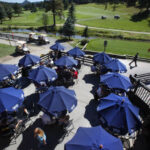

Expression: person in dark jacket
xmin=129 ymin=53 xmax=139 ymax=67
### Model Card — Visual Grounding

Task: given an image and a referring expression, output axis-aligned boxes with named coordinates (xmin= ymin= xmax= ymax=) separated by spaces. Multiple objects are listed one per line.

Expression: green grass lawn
xmin=75 ymin=3 xmax=150 ymax=32
xmin=1 ymin=3 xmax=150 ymax=32
xmin=2 ymin=10 xmax=64 ymax=27
xmin=0 ymin=44 xmax=15 ymax=58
xmin=85 ymin=38 xmax=150 ymax=58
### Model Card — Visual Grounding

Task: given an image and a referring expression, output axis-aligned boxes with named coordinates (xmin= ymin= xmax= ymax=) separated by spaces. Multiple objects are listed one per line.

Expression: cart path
xmin=56 ymin=23 xmax=150 ymax=35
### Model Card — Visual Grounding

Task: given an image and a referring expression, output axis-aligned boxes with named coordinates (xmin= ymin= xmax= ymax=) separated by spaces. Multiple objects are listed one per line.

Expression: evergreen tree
xmin=31 ymin=4 xmax=37 ymax=13
xmin=0 ymin=4 xmax=6 ymax=24
xmin=44 ymin=0 xmax=64 ymax=27
xmin=62 ymin=17 xmax=75 ymax=39
xmin=42 ymin=13 xmax=49 ymax=27
xmin=13 ymin=3 xmax=22 ymax=16
xmin=63 ymin=0 xmax=69 ymax=10
xmin=82 ymin=26 xmax=88 ymax=38
xmin=68 ymin=3 xmax=76 ymax=24
xmin=5 ymin=5 xmax=13 ymax=20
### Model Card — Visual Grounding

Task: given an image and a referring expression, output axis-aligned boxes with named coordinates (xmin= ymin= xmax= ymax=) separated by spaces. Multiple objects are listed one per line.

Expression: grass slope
xmin=86 ymin=38 xmax=150 ymax=58
xmin=2 ymin=10 xmax=64 ymax=27
xmin=1 ymin=4 xmax=150 ymax=32
xmin=75 ymin=3 xmax=150 ymax=32
xmin=0 ymin=44 xmax=15 ymax=58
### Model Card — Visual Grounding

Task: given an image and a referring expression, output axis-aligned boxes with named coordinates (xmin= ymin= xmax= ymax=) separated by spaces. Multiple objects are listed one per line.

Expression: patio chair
xmin=58 ymin=119 xmax=74 ymax=143
xmin=1 ymin=120 xmax=25 ymax=145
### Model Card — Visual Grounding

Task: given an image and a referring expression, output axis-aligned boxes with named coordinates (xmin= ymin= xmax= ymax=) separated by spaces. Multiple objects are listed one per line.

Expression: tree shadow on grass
xmin=130 ymin=10 xmax=150 ymax=22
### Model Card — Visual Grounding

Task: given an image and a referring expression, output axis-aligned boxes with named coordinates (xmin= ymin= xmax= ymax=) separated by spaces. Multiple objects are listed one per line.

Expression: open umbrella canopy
xmin=104 ymin=59 xmax=127 ymax=73
xmin=100 ymin=72 xmax=132 ymax=91
xmin=65 ymin=126 xmax=123 ymax=150
xmin=97 ymin=93 xmax=141 ymax=135
xmin=38 ymin=86 xmax=77 ymax=115
xmin=0 ymin=64 xmax=19 ymax=81
xmin=18 ymin=54 xmax=41 ymax=67
xmin=93 ymin=52 xmax=112 ymax=65
xmin=0 ymin=87 xmax=24 ymax=113
xmin=28 ymin=66 xmax=57 ymax=84
xmin=55 ymin=56 xmax=78 ymax=67
xmin=68 ymin=47 xmax=85 ymax=57
xmin=50 ymin=42 xmax=65 ymax=51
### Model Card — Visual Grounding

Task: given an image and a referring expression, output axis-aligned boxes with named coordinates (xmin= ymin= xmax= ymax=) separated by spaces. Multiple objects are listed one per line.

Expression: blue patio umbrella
xmin=100 ymin=72 xmax=132 ymax=91
xmin=28 ymin=66 xmax=57 ymax=84
xmin=65 ymin=126 xmax=123 ymax=150
xmin=104 ymin=59 xmax=127 ymax=73
xmin=0 ymin=64 xmax=19 ymax=81
xmin=0 ymin=87 xmax=24 ymax=113
xmin=97 ymin=93 xmax=141 ymax=135
xmin=93 ymin=52 xmax=112 ymax=65
xmin=18 ymin=54 xmax=41 ymax=67
xmin=67 ymin=47 xmax=85 ymax=57
xmin=50 ymin=42 xmax=65 ymax=51
xmin=55 ymin=56 xmax=78 ymax=67
xmin=38 ymin=86 xmax=77 ymax=115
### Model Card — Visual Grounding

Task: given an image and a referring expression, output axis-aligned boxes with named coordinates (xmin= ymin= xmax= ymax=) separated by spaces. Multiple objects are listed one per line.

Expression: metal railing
xmin=129 ymin=75 xmax=150 ymax=108
xmin=0 ymin=32 xmax=27 ymax=41
xmin=134 ymin=73 xmax=150 ymax=84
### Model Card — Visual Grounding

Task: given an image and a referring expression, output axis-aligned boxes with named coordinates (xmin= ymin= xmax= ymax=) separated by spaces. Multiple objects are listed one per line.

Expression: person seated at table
xmin=0 ymin=118 xmax=22 ymax=136
xmin=40 ymin=112 xmax=56 ymax=126
xmin=58 ymin=115 xmax=70 ymax=127
xmin=71 ymin=68 xmax=78 ymax=79
xmin=76 ymin=60 xmax=81 ymax=70
xmin=22 ymin=66 xmax=31 ymax=77
xmin=1 ymin=79 xmax=10 ymax=88
xmin=57 ymin=51 xmax=62 ymax=59
xmin=94 ymin=84 xmax=108 ymax=100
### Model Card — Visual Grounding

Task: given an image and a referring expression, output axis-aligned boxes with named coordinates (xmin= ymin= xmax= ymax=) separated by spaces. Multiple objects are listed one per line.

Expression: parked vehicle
xmin=38 ymin=34 xmax=50 ymax=45
xmin=27 ymin=32 xmax=38 ymax=43
xmin=15 ymin=41 xmax=30 ymax=55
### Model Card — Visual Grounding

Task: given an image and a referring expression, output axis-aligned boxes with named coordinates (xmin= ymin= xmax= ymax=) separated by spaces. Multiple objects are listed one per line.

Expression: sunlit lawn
xmin=86 ymin=38 xmax=150 ymax=58
xmin=0 ymin=44 xmax=15 ymax=58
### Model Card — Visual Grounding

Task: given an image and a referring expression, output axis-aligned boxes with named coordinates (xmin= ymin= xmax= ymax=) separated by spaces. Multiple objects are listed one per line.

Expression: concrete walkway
xmin=0 ymin=37 xmax=150 ymax=150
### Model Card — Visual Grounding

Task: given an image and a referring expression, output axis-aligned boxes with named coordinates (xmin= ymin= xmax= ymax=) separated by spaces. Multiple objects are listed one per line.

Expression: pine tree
xmin=63 ymin=0 xmax=69 ymax=10
xmin=0 ymin=4 xmax=6 ymax=24
xmin=82 ymin=26 xmax=88 ymax=38
xmin=42 ymin=13 xmax=49 ymax=27
xmin=62 ymin=17 xmax=75 ymax=39
xmin=5 ymin=5 xmax=13 ymax=20
xmin=13 ymin=3 xmax=22 ymax=16
xmin=68 ymin=3 xmax=76 ymax=24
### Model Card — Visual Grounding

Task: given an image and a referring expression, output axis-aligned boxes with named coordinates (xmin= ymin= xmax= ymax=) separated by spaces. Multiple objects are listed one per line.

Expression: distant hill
xmin=22 ymin=0 xmax=30 ymax=5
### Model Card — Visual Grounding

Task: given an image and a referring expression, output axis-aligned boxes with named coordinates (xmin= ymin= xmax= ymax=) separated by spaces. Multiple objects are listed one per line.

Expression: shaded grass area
xmin=76 ymin=38 xmax=150 ymax=58
xmin=0 ymin=44 xmax=15 ymax=58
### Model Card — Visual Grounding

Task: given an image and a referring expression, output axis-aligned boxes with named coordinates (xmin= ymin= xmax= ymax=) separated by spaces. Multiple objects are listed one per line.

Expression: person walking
xmin=129 ymin=53 xmax=139 ymax=67
xmin=34 ymin=127 xmax=47 ymax=149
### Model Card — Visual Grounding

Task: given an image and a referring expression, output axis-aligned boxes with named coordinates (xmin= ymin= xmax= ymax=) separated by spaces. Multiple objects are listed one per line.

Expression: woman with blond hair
xmin=34 ymin=127 xmax=47 ymax=149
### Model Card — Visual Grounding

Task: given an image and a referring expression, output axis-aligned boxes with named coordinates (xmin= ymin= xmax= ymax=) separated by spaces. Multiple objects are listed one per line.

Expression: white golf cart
xmin=38 ymin=34 xmax=50 ymax=45
xmin=27 ymin=32 xmax=38 ymax=43
xmin=15 ymin=41 xmax=30 ymax=55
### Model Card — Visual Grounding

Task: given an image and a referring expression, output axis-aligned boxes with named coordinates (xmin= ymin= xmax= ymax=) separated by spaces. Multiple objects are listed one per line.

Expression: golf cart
xmin=15 ymin=41 xmax=30 ymax=55
xmin=27 ymin=32 xmax=38 ymax=43
xmin=38 ymin=34 xmax=50 ymax=45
